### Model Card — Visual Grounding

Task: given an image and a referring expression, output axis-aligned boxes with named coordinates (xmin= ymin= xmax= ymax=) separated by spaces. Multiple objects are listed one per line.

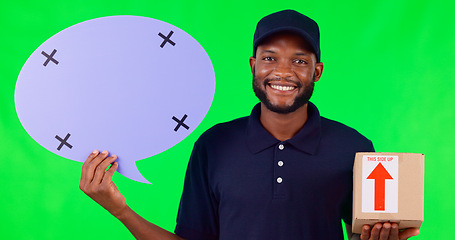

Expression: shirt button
xmin=278 ymin=161 xmax=284 ymax=167
xmin=277 ymin=177 xmax=283 ymax=183
xmin=278 ymin=144 xmax=284 ymax=150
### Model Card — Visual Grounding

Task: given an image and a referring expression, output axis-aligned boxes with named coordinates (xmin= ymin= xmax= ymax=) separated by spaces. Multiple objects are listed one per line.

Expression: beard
xmin=253 ymin=71 xmax=315 ymax=114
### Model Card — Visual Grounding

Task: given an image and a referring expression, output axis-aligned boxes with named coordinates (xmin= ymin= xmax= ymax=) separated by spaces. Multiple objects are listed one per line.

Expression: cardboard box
xmin=352 ymin=152 xmax=424 ymax=233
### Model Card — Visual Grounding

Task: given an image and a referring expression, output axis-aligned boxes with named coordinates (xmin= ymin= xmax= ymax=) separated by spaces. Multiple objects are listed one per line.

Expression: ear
xmin=249 ymin=57 xmax=256 ymax=75
xmin=313 ymin=62 xmax=324 ymax=82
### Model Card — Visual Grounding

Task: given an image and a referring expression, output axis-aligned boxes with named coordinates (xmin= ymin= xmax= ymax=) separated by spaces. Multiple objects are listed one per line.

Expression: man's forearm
xmin=116 ymin=205 xmax=185 ymax=240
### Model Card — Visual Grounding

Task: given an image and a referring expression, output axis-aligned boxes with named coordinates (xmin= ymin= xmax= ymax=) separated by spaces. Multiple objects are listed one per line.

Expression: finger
xmin=399 ymin=228 xmax=420 ymax=240
xmin=379 ymin=222 xmax=391 ymax=240
xmin=80 ymin=150 xmax=99 ymax=188
xmin=83 ymin=150 xmax=100 ymax=167
xmin=360 ymin=225 xmax=370 ymax=240
xmin=92 ymin=154 xmax=117 ymax=184
xmin=389 ymin=223 xmax=399 ymax=240
xmin=370 ymin=223 xmax=383 ymax=240
xmin=103 ymin=160 xmax=119 ymax=184
xmin=85 ymin=150 xmax=109 ymax=184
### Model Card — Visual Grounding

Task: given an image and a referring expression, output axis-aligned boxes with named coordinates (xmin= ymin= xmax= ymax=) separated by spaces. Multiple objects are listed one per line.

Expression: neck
xmin=259 ymin=103 xmax=309 ymax=141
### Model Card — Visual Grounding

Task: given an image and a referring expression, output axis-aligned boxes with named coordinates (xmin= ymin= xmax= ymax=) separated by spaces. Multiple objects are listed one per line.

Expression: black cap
xmin=253 ymin=10 xmax=321 ymax=62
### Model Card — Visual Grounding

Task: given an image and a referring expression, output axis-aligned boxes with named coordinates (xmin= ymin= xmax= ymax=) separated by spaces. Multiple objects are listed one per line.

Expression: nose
xmin=273 ymin=60 xmax=293 ymax=78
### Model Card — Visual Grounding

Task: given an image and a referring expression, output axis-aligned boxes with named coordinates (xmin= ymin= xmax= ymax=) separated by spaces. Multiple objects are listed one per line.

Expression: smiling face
xmin=250 ymin=32 xmax=323 ymax=114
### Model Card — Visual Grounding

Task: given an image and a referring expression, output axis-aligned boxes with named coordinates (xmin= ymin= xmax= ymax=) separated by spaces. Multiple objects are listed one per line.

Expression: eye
xmin=294 ymin=59 xmax=307 ymax=65
xmin=262 ymin=56 xmax=275 ymax=61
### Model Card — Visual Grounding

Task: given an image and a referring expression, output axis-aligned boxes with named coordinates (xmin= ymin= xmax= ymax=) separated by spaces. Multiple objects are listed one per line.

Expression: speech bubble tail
xmin=116 ymin=158 xmax=150 ymax=184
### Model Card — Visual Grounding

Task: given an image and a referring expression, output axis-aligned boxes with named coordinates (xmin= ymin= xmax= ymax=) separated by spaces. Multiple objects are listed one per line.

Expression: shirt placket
xmin=273 ymin=141 xmax=287 ymax=199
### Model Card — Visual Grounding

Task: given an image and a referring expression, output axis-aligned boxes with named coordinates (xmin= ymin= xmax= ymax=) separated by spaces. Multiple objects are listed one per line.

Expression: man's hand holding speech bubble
xmin=79 ymin=150 xmax=126 ymax=217
xmin=79 ymin=150 xmax=185 ymax=240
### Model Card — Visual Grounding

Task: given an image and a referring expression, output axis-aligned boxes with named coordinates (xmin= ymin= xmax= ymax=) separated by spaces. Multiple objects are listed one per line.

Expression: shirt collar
xmin=246 ymin=102 xmax=322 ymax=155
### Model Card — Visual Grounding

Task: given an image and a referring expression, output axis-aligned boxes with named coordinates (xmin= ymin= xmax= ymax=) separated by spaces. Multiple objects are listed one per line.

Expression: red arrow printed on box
xmin=367 ymin=162 xmax=393 ymax=211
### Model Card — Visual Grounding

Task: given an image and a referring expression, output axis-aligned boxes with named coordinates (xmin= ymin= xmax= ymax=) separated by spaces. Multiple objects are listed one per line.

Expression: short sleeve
xmin=174 ymin=140 xmax=219 ymax=240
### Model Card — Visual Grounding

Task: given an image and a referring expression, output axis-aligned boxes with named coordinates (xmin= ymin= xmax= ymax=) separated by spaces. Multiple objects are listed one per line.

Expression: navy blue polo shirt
xmin=175 ymin=102 xmax=374 ymax=240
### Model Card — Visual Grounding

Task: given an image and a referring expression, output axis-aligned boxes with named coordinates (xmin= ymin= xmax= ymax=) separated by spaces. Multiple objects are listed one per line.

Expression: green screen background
xmin=1 ymin=0 xmax=453 ymax=239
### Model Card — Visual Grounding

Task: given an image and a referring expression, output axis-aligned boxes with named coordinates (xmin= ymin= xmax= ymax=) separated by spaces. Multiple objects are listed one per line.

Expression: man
xmin=80 ymin=10 xmax=420 ymax=240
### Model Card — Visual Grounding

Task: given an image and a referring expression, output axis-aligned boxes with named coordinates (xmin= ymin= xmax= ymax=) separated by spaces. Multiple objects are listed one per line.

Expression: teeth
xmin=270 ymin=84 xmax=295 ymax=91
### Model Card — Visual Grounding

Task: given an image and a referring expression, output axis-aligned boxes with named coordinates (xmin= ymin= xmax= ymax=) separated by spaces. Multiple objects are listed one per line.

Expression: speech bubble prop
xmin=15 ymin=16 xmax=215 ymax=183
